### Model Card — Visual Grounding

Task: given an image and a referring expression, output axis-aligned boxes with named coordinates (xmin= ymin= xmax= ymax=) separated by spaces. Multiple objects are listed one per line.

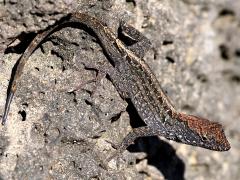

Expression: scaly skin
xmin=1 ymin=13 xmax=230 ymax=159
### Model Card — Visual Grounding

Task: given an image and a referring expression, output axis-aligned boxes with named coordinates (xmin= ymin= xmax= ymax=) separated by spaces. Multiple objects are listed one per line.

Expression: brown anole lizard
xmin=1 ymin=12 xmax=230 ymax=163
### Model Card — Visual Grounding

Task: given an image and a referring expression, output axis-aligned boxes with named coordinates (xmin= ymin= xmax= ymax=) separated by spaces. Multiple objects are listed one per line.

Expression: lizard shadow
xmin=4 ymin=14 xmax=73 ymax=55
xmin=4 ymin=32 xmax=37 ymax=55
xmin=127 ymin=137 xmax=185 ymax=180
xmin=126 ymin=101 xmax=185 ymax=180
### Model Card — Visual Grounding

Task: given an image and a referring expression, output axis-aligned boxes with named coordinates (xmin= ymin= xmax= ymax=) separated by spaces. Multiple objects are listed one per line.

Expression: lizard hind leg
xmin=73 ymin=55 xmax=113 ymax=96
xmin=47 ymin=35 xmax=102 ymax=95
xmin=119 ymin=21 xmax=152 ymax=58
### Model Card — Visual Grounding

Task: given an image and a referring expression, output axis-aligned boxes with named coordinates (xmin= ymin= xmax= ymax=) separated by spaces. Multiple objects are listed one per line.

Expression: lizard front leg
xmin=119 ymin=21 xmax=152 ymax=58
xmin=104 ymin=126 xmax=155 ymax=166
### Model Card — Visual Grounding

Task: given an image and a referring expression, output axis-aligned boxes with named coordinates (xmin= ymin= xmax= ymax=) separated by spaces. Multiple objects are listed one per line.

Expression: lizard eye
xmin=201 ymin=135 xmax=209 ymax=141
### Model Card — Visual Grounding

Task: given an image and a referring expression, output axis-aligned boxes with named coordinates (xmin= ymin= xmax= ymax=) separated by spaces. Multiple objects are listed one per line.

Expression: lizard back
xmin=114 ymin=40 xmax=230 ymax=151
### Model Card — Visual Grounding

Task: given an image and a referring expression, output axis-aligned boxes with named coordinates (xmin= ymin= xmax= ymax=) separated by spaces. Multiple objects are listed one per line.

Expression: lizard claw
xmin=105 ymin=139 xmax=120 ymax=149
xmin=98 ymin=150 xmax=121 ymax=170
xmin=95 ymin=140 xmax=124 ymax=170
xmin=99 ymin=159 xmax=109 ymax=170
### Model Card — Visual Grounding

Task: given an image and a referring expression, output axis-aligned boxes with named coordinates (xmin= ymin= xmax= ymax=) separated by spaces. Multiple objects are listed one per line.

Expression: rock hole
xmin=18 ymin=110 xmax=26 ymax=121
xmin=138 ymin=171 xmax=148 ymax=175
xmin=219 ymin=9 xmax=235 ymax=16
xmin=166 ymin=56 xmax=175 ymax=63
xmin=40 ymin=91 xmax=45 ymax=95
xmin=85 ymin=99 xmax=92 ymax=106
xmin=73 ymin=98 xmax=77 ymax=104
xmin=235 ymin=49 xmax=240 ymax=57
xmin=111 ymin=112 xmax=122 ymax=123
xmin=153 ymin=48 xmax=159 ymax=60
xmin=222 ymin=70 xmax=240 ymax=84
xmin=67 ymin=91 xmax=77 ymax=104
xmin=62 ymin=65 xmax=66 ymax=72
xmin=31 ymin=11 xmax=44 ymax=17
xmin=126 ymin=0 xmax=136 ymax=6
xmin=231 ymin=75 xmax=240 ymax=84
xmin=162 ymin=40 xmax=173 ymax=45
xmin=22 ymin=102 xmax=29 ymax=107
xmin=84 ymin=89 xmax=92 ymax=95
xmin=219 ymin=44 xmax=230 ymax=60
xmin=197 ymin=74 xmax=208 ymax=83
xmin=72 ymin=161 xmax=76 ymax=168
xmin=182 ymin=104 xmax=194 ymax=111
xmin=35 ymin=67 xmax=40 ymax=71
xmin=129 ymin=161 xmax=134 ymax=165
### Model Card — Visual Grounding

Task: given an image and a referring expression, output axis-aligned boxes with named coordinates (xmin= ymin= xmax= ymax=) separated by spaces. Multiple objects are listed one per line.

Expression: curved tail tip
xmin=1 ymin=117 xmax=7 ymax=125
xmin=1 ymin=113 xmax=8 ymax=125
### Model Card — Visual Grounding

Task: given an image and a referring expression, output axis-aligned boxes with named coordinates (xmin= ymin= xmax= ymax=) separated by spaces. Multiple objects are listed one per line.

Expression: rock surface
xmin=0 ymin=0 xmax=239 ymax=179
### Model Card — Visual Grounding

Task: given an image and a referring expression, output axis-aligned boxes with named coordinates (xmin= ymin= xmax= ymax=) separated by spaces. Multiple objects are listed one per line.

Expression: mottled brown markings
xmin=124 ymin=55 xmax=162 ymax=122
xmin=117 ymin=40 xmax=183 ymax=131
xmin=126 ymin=50 xmax=176 ymax=114
xmin=108 ymin=18 xmax=229 ymax=151
xmin=178 ymin=113 xmax=230 ymax=150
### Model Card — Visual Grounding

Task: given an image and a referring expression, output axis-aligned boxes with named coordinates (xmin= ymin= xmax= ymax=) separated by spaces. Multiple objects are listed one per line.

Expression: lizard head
xmin=176 ymin=113 xmax=230 ymax=151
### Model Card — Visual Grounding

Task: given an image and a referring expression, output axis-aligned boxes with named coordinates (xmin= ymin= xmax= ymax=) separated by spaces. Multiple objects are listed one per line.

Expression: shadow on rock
xmin=128 ymin=136 xmax=185 ymax=180
xmin=126 ymin=100 xmax=185 ymax=180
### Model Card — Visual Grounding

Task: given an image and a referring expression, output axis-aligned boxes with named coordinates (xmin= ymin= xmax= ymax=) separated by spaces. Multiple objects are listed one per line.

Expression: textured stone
xmin=0 ymin=0 xmax=239 ymax=179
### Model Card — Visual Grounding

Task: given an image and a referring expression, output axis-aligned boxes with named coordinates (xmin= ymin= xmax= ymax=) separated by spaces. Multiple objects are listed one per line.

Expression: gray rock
xmin=0 ymin=0 xmax=239 ymax=179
